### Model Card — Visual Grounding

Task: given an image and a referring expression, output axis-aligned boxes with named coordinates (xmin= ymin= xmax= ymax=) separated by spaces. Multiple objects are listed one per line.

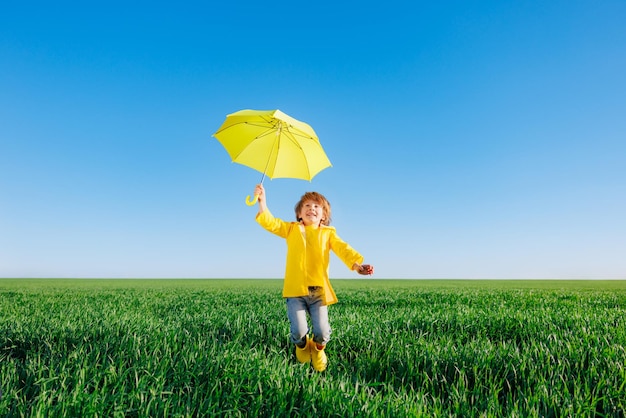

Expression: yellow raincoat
xmin=256 ymin=209 xmax=364 ymax=305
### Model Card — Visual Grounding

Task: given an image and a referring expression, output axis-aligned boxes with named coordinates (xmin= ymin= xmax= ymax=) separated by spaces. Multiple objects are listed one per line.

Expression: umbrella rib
xmin=226 ymin=125 xmax=278 ymax=162
xmin=286 ymin=128 xmax=316 ymax=141
xmin=260 ymin=129 xmax=280 ymax=181
xmin=213 ymin=119 xmax=275 ymax=135
xmin=282 ymin=129 xmax=313 ymax=180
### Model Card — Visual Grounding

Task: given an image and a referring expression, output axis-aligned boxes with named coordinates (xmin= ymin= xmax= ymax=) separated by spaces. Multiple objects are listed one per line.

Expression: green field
xmin=1 ymin=279 xmax=625 ymax=417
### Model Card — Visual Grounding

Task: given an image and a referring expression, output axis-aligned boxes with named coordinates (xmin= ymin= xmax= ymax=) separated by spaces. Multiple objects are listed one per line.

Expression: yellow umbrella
xmin=212 ymin=109 xmax=332 ymax=205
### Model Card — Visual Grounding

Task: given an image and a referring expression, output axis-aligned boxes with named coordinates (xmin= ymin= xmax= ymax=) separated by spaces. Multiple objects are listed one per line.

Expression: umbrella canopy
xmin=213 ymin=109 xmax=331 ymax=181
xmin=212 ymin=109 xmax=332 ymax=205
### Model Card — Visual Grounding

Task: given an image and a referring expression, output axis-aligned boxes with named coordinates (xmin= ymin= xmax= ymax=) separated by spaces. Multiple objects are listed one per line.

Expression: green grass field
xmin=1 ymin=279 xmax=625 ymax=417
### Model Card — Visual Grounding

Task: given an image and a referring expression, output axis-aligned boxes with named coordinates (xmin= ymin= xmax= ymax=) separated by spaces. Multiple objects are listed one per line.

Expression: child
xmin=253 ymin=184 xmax=374 ymax=372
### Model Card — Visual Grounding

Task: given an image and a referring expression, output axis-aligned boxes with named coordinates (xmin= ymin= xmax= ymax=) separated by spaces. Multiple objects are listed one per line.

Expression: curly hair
xmin=294 ymin=191 xmax=332 ymax=226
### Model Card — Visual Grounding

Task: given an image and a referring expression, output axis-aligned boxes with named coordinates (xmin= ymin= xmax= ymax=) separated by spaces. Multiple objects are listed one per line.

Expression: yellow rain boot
xmin=310 ymin=340 xmax=328 ymax=372
xmin=295 ymin=336 xmax=311 ymax=364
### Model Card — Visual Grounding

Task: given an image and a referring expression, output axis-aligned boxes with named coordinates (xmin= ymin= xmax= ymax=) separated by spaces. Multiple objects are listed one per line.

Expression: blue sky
xmin=1 ymin=1 xmax=625 ymax=279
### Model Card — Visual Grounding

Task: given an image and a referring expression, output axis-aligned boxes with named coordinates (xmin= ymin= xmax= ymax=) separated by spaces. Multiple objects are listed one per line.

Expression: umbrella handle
xmin=245 ymin=194 xmax=259 ymax=206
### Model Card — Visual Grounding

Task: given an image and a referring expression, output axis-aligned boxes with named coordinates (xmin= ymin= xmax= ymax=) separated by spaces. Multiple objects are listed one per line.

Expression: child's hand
xmin=254 ymin=184 xmax=265 ymax=203
xmin=354 ymin=264 xmax=374 ymax=276
xmin=254 ymin=184 xmax=268 ymax=214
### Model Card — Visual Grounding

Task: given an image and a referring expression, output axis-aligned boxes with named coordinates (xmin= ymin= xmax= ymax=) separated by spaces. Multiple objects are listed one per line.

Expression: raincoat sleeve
xmin=328 ymin=229 xmax=364 ymax=270
xmin=255 ymin=209 xmax=292 ymax=238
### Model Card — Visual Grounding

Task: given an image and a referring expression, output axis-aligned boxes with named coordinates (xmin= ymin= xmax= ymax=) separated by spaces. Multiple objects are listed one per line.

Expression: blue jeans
xmin=286 ymin=286 xmax=331 ymax=346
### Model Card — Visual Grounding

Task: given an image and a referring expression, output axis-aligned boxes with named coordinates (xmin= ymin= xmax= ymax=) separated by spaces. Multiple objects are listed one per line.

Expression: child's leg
xmin=286 ymin=297 xmax=310 ymax=346
xmin=286 ymin=297 xmax=312 ymax=363
xmin=308 ymin=296 xmax=331 ymax=346
xmin=308 ymin=290 xmax=330 ymax=372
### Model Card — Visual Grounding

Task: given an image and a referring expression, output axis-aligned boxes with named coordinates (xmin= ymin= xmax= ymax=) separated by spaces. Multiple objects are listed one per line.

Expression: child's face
xmin=298 ymin=200 xmax=325 ymax=226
